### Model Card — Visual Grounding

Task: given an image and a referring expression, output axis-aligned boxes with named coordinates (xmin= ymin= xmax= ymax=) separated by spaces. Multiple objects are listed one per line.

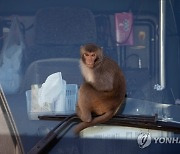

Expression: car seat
xmin=24 ymin=7 xmax=97 ymax=68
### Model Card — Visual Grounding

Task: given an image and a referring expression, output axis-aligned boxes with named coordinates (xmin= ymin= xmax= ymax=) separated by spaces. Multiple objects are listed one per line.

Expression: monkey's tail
xmin=74 ymin=110 xmax=114 ymax=134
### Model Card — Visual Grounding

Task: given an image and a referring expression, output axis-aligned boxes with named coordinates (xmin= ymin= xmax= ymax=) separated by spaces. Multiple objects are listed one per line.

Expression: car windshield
xmin=0 ymin=0 xmax=180 ymax=153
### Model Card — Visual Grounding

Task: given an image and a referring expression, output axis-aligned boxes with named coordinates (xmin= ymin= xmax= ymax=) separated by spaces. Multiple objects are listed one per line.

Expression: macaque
xmin=75 ymin=43 xmax=126 ymax=134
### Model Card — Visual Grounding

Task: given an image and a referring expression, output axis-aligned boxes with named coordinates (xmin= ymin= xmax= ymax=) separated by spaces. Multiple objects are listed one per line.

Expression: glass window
xmin=0 ymin=0 xmax=180 ymax=153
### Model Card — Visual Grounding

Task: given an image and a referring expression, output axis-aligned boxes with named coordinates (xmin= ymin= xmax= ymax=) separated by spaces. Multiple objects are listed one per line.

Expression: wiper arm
xmin=28 ymin=114 xmax=77 ymax=154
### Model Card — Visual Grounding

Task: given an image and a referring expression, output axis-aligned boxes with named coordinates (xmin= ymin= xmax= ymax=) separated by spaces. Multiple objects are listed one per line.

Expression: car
xmin=0 ymin=0 xmax=180 ymax=153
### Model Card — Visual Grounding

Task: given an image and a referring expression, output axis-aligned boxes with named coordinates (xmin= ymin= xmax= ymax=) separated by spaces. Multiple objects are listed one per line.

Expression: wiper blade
xmin=39 ymin=114 xmax=157 ymax=123
xmin=39 ymin=114 xmax=180 ymax=133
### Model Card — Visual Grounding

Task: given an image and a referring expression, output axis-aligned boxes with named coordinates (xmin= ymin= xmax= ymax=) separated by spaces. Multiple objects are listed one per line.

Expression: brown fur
xmin=75 ymin=43 xmax=126 ymax=134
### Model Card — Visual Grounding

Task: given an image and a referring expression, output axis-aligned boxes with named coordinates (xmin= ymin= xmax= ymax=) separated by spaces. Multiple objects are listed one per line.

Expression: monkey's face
xmin=83 ymin=52 xmax=97 ymax=68
xmin=80 ymin=43 xmax=103 ymax=68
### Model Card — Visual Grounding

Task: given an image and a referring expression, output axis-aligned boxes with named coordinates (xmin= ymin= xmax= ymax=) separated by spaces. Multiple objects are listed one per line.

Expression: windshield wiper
xmin=39 ymin=114 xmax=180 ymax=132
xmin=28 ymin=114 xmax=180 ymax=154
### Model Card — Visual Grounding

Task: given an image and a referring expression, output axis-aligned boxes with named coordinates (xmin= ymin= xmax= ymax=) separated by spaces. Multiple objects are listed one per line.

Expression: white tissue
xmin=54 ymin=80 xmax=66 ymax=112
xmin=38 ymin=72 xmax=66 ymax=111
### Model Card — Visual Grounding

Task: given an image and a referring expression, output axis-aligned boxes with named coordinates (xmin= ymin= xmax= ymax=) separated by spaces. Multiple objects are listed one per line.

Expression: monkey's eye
xmin=91 ymin=54 xmax=96 ymax=57
xmin=84 ymin=53 xmax=89 ymax=57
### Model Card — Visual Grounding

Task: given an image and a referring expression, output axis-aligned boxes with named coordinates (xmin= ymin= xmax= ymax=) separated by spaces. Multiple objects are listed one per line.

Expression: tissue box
xmin=26 ymin=84 xmax=78 ymax=120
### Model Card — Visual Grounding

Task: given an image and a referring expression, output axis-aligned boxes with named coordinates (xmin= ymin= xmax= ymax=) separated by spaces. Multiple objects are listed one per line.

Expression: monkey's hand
xmin=76 ymin=104 xmax=92 ymax=123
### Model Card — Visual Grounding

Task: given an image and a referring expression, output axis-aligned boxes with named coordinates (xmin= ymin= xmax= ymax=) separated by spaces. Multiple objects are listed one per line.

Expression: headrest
xmin=35 ymin=7 xmax=97 ymax=45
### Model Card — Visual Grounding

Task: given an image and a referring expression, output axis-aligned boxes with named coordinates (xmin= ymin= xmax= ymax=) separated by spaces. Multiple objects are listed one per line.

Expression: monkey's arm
xmin=92 ymin=71 xmax=114 ymax=91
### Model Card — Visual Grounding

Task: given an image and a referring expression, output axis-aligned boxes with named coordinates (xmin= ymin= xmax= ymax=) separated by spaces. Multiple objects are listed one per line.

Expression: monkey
xmin=74 ymin=43 xmax=126 ymax=134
